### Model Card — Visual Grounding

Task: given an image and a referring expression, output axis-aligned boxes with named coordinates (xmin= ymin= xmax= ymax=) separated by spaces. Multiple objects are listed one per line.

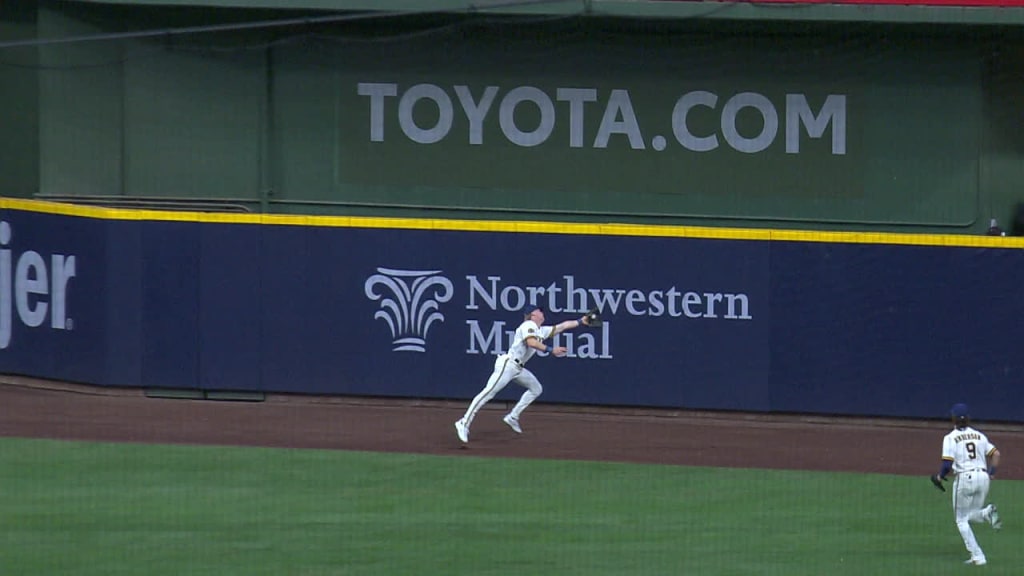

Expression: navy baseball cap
xmin=951 ymin=403 xmax=970 ymax=417
xmin=522 ymin=304 xmax=544 ymax=316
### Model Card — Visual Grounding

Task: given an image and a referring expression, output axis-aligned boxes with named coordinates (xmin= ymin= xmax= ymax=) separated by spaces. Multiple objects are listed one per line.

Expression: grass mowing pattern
xmin=0 ymin=437 xmax=1019 ymax=575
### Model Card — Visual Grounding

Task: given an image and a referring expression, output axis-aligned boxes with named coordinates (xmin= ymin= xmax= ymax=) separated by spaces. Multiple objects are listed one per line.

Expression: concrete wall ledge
xmin=61 ymin=0 xmax=1024 ymax=26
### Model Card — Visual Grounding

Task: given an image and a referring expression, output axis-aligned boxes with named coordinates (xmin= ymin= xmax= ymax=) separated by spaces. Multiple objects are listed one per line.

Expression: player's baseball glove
xmin=930 ymin=474 xmax=946 ymax=492
xmin=583 ymin=307 xmax=602 ymax=327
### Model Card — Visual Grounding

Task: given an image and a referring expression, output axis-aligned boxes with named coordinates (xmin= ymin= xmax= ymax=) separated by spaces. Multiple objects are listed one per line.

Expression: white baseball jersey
xmin=505 ymin=320 xmax=554 ymax=365
xmin=942 ymin=426 xmax=996 ymax=475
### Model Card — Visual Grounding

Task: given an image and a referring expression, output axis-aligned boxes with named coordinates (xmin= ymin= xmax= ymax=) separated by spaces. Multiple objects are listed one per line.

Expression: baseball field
xmin=1 ymin=378 xmax=1021 ymax=575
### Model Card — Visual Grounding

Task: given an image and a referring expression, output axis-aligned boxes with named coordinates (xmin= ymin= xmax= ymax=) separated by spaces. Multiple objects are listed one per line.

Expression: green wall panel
xmin=0 ymin=1 xmax=39 ymax=198
xmin=270 ymin=28 xmax=981 ymax=226
xmin=980 ymin=47 xmax=1024 ymax=233
xmin=122 ymin=45 xmax=265 ymax=198
xmin=16 ymin=4 xmax=1024 ymax=233
xmin=37 ymin=8 xmax=123 ymax=197
xmin=271 ymin=47 xmax=339 ymax=203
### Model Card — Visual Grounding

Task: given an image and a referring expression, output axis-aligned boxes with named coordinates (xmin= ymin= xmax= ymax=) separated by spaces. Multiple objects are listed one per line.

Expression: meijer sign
xmin=0 ymin=221 xmax=76 ymax=349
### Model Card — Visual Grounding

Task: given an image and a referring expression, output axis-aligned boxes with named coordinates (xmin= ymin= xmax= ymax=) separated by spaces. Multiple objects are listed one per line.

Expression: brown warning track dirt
xmin=1 ymin=375 xmax=1021 ymax=479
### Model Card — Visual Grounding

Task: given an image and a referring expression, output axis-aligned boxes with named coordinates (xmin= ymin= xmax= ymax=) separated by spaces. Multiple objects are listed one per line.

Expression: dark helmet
xmin=951 ymin=403 xmax=970 ymax=429
xmin=522 ymin=304 xmax=543 ymax=318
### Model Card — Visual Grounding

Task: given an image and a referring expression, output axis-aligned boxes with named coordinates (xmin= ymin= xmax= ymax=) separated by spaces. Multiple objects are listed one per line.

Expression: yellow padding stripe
xmin=2 ymin=197 xmax=1021 ymax=248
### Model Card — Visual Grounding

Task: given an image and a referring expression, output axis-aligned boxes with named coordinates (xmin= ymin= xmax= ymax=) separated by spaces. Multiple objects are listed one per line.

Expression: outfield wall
xmin=8 ymin=3 xmax=1024 ymax=234
xmin=1 ymin=200 xmax=1022 ymax=422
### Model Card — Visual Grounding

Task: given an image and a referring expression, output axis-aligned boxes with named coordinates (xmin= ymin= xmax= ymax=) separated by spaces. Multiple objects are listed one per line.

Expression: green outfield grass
xmin=0 ymin=437 xmax=1019 ymax=576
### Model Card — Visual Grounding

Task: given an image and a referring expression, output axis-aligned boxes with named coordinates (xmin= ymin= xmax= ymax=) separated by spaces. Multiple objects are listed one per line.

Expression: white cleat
xmin=964 ymin=557 xmax=987 ymax=566
xmin=503 ymin=414 xmax=522 ymax=434
xmin=454 ymin=419 xmax=469 ymax=443
xmin=989 ymin=504 xmax=1002 ymax=530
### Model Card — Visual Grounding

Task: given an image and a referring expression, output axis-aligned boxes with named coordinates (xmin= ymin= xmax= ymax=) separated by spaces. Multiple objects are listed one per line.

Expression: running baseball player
xmin=930 ymin=403 xmax=1002 ymax=566
xmin=453 ymin=304 xmax=599 ymax=444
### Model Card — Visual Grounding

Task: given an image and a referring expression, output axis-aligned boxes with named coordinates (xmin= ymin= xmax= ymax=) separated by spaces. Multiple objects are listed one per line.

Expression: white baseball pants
xmin=461 ymin=354 xmax=543 ymax=429
xmin=952 ymin=469 xmax=991 ymax=562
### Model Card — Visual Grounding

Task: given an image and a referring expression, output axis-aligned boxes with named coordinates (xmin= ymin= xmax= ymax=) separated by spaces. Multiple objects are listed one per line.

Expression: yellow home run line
xmin=2 ymin=197 xmax=1021 ymax=249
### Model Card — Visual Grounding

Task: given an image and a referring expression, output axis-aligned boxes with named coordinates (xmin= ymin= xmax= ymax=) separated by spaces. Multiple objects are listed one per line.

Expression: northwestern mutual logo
xmin=364 ymin=268 xmax=454 ymax=352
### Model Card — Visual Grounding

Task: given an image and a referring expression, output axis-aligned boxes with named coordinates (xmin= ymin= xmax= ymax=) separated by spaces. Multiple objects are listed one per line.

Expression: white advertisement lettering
xmin=357 ymin=82 xmax=846 ymax=155
xmin=0 ymin=222 xmax=76 ymax=349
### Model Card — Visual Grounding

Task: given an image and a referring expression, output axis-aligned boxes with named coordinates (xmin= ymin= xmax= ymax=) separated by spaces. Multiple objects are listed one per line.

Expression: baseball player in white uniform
xmin=931 ymin=403 xmax=1002 ymax=566
xmin=454 ymin=304 xmax=593 ymax=444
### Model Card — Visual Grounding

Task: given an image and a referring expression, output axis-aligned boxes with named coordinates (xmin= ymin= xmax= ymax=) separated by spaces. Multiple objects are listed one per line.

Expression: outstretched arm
xmin=550 ymin=313 xmax=590 ymax=337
